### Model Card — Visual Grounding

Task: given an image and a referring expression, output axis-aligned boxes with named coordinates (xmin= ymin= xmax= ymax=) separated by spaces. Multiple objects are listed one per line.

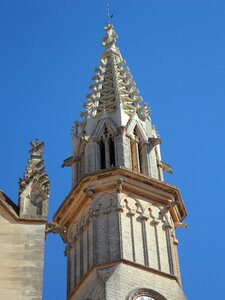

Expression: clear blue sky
xmin=1 ymin=1 xmax=225 ymax=299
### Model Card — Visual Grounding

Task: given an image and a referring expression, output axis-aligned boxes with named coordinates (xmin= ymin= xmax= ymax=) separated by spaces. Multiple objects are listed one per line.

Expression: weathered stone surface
xmin=57 ymin=23 xmax=187 ymax=300
xmin=68 ymin=263 xmax=186 ymax=300
xmin=0 ymin=205 xmax=46 ymax=300
xmin=0 ymin=138 xmax=49 ymax=300
xmin=19 ymin=138 xmax=50 ymax=220
xmin=55 ymin=167 xmax=186 ymax=300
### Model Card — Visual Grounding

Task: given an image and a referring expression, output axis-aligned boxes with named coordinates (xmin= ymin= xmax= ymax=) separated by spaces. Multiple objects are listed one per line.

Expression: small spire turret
xmin=19 ymin=138 xmax=50 ymax=220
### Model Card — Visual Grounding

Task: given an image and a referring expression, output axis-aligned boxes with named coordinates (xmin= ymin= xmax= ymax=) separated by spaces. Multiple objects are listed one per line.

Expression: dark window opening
xmin=99 ymin=139 xmax=106 ymax=169
xmin=109 ymin=137 xmax=116 ymax=167
xmin=138 ymin=143 xmax=143 ymax=173
xmin=36 ymin=204 xmax=43 ymax=216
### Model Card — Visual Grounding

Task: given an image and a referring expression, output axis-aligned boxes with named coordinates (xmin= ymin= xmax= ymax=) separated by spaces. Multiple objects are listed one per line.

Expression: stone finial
xmin=29 ymin=138 xmax=44 ymax=156
xmin=19 ymin=138 xmax=50 ymax=220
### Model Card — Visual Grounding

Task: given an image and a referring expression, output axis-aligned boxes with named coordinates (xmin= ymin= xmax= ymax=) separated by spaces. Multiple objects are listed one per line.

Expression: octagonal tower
xmin=54 ymin=24 xmax=187 ymax=300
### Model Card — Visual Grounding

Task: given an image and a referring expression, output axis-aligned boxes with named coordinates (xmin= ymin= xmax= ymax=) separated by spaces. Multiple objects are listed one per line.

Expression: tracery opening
xmin=98 ymin=124 xmax=116 ymax=170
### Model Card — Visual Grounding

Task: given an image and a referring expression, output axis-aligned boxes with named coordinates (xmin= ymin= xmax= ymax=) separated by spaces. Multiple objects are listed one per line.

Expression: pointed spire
xmin=19 ymin=138 xmax=50 ymax=197
xmin=77 ymin=24 xmax=151 ymax=130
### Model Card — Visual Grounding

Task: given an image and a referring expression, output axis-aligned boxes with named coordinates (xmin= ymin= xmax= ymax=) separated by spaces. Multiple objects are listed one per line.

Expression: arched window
xmin=98 ymin=124 xmax=116 ymax=170
xmin=127 ymin=288 xmax=167 ymax=300
xmin=109 ymin=136 xmax=116 ymax=167
xmin=99 ymin=139 xmax=106 ymax=169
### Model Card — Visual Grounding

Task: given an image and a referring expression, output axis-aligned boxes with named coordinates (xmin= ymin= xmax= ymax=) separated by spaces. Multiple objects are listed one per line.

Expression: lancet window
xmin=98 ymin=124 xmax=116 ymax=170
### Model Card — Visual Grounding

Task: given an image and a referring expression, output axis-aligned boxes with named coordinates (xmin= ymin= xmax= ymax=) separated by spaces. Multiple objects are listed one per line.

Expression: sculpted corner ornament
xmin=175 ymin=222 xmax=188 ymax=229
xmin=149 ymin=137 xmax=162 ymax=147
xmin=46 ymin=222 xmax=68 ymax=242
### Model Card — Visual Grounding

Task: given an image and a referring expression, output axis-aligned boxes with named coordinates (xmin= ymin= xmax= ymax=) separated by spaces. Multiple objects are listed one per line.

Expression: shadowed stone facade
xmin=55 ymin=24 xmax=187 ymax=300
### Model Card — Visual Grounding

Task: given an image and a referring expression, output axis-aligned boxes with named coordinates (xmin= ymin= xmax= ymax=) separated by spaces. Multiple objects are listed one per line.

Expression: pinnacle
xmin=18 ymin=138 xmax=50 ymax=196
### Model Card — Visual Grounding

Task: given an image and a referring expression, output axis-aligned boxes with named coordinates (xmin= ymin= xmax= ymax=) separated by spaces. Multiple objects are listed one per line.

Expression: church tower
xmin=54 ymin=23 xmax=187 ymax=300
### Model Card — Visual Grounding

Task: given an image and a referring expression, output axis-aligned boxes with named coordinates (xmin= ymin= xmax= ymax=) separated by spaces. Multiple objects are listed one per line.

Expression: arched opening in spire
xmin=109 ymin=136 xmax=115 ymax=167
xmin=98 ymin=123 xmax=116 ymax=170
xmin=99 ymin=139 xmax=106 ymax=169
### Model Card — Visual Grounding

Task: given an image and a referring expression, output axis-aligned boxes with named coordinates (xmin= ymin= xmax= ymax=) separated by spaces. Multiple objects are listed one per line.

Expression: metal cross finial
xmin=106 ymin=1 xmax=113 ymax=24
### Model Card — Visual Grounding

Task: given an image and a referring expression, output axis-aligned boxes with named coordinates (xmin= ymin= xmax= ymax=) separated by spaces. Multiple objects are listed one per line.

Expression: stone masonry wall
xmin=66 ymin=186 xmax=182 ymax=299
xmin=0 ymin=209 xmax=46 ymax=300
xmin=106 ymin=263 xmax=186 ymax=300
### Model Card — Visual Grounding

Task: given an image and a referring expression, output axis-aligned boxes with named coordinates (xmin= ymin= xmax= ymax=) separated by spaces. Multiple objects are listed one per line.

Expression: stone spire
xmin=80 ymin=24 xmax=150 ymax=126
xmin=19 ymin=138 xmax=50 ymax=219
xmin=67 ymin=24 xmax=171 ymax=187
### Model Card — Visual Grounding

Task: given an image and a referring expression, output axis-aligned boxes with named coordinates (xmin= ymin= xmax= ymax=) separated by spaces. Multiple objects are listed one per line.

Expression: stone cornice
xmin=53 ymin=167 xmax=187 ymax=227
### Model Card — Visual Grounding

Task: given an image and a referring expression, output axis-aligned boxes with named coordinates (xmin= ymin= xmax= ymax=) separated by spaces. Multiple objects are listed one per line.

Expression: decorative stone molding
xmin=151 ymin=219 xmax=160 ymax=225
xmin=127 ymin=208 xmax=136 ymax=216
xmin=91 ymin=117 xmax=118 ymax=140
xmin=127 ymin=288 xmax=167 ymax=300
xmin=160 ymin=200 xmax=177 ymax=217
xmin=140 ymin=212 xmax=149 ymax=220
xmin=116 ymin=203 xmax=124 ymax=212
xmin=126 ymin=118 xmax=148 ymax=143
